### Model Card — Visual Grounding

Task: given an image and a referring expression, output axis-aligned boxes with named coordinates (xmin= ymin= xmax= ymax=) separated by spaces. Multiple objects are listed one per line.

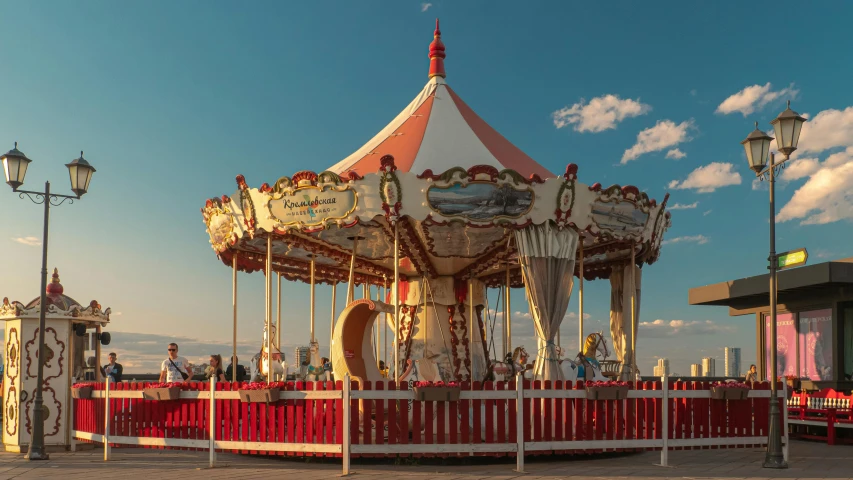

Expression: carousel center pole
xmin=579 ymin=241 xmax=584 ymax=355
xmin=310 ymin=255 xmax=316 ymax=344
xmin=393 ymin=223 xmax=400 ymax=382
xmin=232 ymin=253 xmax=238 ymax=383
xmin=265 ymin=235 xmax=273 ymax=385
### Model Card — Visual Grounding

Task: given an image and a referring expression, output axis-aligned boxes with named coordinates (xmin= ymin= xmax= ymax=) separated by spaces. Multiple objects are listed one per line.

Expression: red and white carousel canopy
xmin=201 ymin=21 xmax=671 ymax=287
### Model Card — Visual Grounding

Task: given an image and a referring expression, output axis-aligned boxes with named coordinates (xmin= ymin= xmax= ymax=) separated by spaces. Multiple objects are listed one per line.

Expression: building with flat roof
xmin=702 ymin=357 xmax=715 ymax=377
xmin=689 ymin=256 xmax=853 ymax=390
xmin=724 ymin=347 xmax=741 ymax=377
xmin=690 ymin=363 xmax=702 ymax=377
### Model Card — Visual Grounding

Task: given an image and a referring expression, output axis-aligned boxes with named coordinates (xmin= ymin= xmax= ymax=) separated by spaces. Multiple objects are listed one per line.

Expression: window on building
xmin=844 ymin=307 xmax=853 ymax=381
xmin=764 ymin=313 xmax=796 ymax=381
xmin=798 ymin=308 xmax=833 ymax=381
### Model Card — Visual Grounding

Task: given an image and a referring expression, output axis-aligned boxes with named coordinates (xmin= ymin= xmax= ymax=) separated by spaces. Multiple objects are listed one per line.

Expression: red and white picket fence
xmin=72 ymin=377 xmax=788 ymax=474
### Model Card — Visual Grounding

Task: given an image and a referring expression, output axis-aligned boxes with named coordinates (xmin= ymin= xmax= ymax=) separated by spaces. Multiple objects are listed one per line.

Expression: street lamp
xmin=740 ymin=100 xmax=806 ymax=469
xmin=1 ymin=143 xmax=96 ymax=461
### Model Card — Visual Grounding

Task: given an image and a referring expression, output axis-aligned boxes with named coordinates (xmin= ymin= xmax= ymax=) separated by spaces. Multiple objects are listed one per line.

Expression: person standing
xmin=205 ymin=354 xmax=227 ymax=382
xmin=101 ymin=352 xmax=123 ymax=383
xmin=159 ymin=343 xmax=190 ymax=383
xmin=225 ymin=355 xmax=247 ymax=382
xmin=745 ymin=364 xmax=758 ymax=384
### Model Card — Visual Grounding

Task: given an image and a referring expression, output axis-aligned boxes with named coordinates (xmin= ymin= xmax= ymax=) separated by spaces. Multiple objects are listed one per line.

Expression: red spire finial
xmin=428 ymin=18 xmax=446 ymax=79
xmin=46 ymin=267 xmax=64 ymax=295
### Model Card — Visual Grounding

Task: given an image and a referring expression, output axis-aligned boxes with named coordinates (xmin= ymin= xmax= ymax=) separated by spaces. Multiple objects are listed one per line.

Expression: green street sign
xmin=777 ymin=248 xmax=808 ymax=270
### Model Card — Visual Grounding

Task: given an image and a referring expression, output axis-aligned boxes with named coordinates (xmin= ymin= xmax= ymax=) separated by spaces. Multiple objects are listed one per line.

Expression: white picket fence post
xmin=515 ymin=374 xmax=525 ymax=473
xmin=104 ymin=377 xmax=111 ymax=461
xmin=782 ymin=381 xmax=789 ymax=463
xmin=659 ymin=375 xmax=669 ymax=467
xmin=342 ymin=374 xmax=351 ymax=476
xmin=209 ymin=378 xmax=217 ymax=468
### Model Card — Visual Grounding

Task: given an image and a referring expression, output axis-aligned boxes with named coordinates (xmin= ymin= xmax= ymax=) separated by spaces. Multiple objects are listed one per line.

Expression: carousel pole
xmin=468 ymin=278 xmax=475 ymax=390
xmin=579 ymin=241 xmax=584 ymax=354
xmin=310 ymin=256 xmax=316 ymax=344
xmin=277 ymin=272 xmax=282 ymax=353
xmin=383 ymin=276 xmax=388 ymax=371
xmin=502 ymin=265 xmax=508 ymax=360
xmin=376 ymin=286 xmax=381 ymax=369
xmin=393 ymin=223 xmax=400 ymax=382
xmin=330 ymin=282 xmax=337 ymax=347
xmin=506 ymin=261 xmax=512 ymax=356
xmin=346 ymin=236 xmax=361 ymax=304
xmin=265 ymin=235 xmax=273 ymax=385
xmin=630 ymin=242 xmax=637 ymax=378
xmin=232 ymin=253 xmax=238 ymax=383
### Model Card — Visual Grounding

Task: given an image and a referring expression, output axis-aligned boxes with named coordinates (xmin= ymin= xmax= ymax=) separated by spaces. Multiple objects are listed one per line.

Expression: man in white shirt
xmin=159 ymin=343 xmax=190 ymax=383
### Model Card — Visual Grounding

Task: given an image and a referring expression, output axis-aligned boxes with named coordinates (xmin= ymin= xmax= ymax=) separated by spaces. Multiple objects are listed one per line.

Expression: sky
xmin=2 ymin=1 xmax=853 ymax=376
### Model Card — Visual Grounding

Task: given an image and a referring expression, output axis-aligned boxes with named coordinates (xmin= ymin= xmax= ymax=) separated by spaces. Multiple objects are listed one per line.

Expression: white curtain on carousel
xmin=609 ymin=264 xmax=642 ymax=380
xmin=515 ymin=222 xmax=579 ymax=382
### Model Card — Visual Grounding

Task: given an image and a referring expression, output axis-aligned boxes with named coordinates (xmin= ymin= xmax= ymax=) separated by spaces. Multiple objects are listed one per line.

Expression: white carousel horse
xmin=489 ymin=346 xmax=532 ymax=382
xmin=252 ymin=324 xmax=286 ymax=381
xmin=303 ymin=341 xmax=329 ymax=382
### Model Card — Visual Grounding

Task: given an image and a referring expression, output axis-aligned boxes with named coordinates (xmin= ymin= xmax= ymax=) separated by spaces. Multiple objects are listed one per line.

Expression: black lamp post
xmin=1 ymin=143 xmax=96 ymax=461
xmin=740 ymin=101 xmax=806 ymax=469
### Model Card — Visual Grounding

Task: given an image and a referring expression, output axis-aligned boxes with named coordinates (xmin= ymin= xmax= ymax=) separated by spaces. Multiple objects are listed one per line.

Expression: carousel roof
xmin=328 ymin=21 xmax=552 ymax=180
xmin=201 ymin=21 xmax=672 ymax=288
xmin=0 ymin=268 xmax=112 ymax=323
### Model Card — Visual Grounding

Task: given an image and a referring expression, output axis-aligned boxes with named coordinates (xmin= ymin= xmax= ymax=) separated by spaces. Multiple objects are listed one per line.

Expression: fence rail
xmin=72 ymin=377 xmax=788 ymax=474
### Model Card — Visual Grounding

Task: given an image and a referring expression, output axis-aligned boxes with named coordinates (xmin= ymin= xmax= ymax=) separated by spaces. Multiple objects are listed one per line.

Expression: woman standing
xmin=206 ymin=354 xmax=227 ymax=382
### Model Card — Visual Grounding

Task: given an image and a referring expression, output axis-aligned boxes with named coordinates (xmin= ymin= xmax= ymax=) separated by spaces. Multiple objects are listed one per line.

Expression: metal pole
xmin=232 ymin=253 xmax=238 ymax=383
xmin=631 ymin=242 xmax=636 ymax=378
xmin=393 ymin=223 xmax=400 ymax=382
xmin=660 ymin=374 xmax=668 ymax=467
xmin=376 ymin=286 xmax=381 ymax=369
xmin=514 ymin=373 xmax=525 ymax=473
xmin=266 ymin=235 xmax=273 ymax=385
xmin=579 ymin=241 xmax=584 ymax=354
xmin=502 ymin=268 xmax=508 ymax=360
xmin=330 ymin=282 xmax=337 ymax=351
xmin=347 ymin=237 xmax=359 ymax=304
xmin=310 ymin=257 xmax=316 ymax=344
xmin=468 ymin=278 xmax=474 ymax=388
xmin=506 ymin=262 xmax=512 ymax=356
xmin=28 ymin=180 xmax=51 ymax=461
xmin=765 ymin=152 xmax=787 ymax=469
xmin=342 ymin=374 xmax=352 ymax=475
xmin=277 ymin=272 xmax=282 ymax=353
xmin=104 ymin=377 xmax=111 ymax=461
xmin=383 ymin=277 xmax=388 ymax=369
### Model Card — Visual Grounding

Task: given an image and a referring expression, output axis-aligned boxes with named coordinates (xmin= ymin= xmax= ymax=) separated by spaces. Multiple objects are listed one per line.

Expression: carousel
xmin=200 ymin=20 xmax=671 ymax=389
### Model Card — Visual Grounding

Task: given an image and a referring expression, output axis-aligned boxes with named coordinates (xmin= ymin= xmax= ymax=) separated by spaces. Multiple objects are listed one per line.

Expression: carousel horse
xmin=488 ymin=346 xmax=532 ymax=381
xmin=303 ymin=341 xmax=328 ymax=381
xmin=574 ymin=332 xmax=609 ymax=381
xmin=252 ymin=324 xmax=286 ymax=381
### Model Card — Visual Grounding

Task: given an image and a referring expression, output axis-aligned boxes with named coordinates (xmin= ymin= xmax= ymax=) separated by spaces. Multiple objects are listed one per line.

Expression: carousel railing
xmin=787 ymin=388 xmax=853 ymax=445
xmin=72 ymin=378 xmax=788 ymax=474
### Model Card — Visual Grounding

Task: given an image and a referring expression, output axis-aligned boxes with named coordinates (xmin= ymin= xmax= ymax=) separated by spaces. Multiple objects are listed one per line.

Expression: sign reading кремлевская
xmin=268 ymin=186 xmax=356 ymax=227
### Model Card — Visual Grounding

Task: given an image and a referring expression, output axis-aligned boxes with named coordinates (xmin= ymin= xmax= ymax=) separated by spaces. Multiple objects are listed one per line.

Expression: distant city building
xmin=724 ymin=347 xmax=741 ymax=377
xmin=653 ymin=358 xmax=670 ymax=377
xmin=690 ymin=363 xmax=702 ymax=377
xmin=295 ymin=346 xmax=310 ymax=366
xmin=702 ymin=357 xmax=716 ymax=377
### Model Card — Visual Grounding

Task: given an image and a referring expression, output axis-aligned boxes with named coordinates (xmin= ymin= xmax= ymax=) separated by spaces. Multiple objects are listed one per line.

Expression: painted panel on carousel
xmin=590 ymin=200 xmax=649 ymax=236
xmin=268 ymin=185 xmax=357 ymax=229
xmin=427 ymin=182 xmax=533 ymax=221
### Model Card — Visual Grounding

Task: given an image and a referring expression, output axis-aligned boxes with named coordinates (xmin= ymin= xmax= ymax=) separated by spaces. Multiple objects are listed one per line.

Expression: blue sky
xmin=2 ymin=1 xmax=852 ymax=375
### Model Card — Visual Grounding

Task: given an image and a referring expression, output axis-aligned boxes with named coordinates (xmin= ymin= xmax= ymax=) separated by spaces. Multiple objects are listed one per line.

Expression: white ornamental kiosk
xmin=1 ymin=269 xmax=111 ymax=452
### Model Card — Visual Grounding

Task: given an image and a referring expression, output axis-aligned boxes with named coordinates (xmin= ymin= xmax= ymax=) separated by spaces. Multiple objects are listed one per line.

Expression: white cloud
xmin=703 ymin=210 xmax=712 ymax=216
xmin=552 ymin=94 xmax=650 ymax=133
xmin=795 ymin=106 xmax=853 ymax=155
xmin=667 ymin=162 xmax=742 ymax=193
xmin=781 ymin=157 xmax=821 ymax=181
xmin=421 ymin=3 xmax=432 ymax=12
xmin=564 ymin=312 xmax=592 ymax=320
xmin=777 ymin=147 xmax=853 ymax=225
xmin=12 ymin=236 xmax=41 ymax=246
xmin=668 ymin=202 xmax=698 ymax=210
xmin=621 ymin=119 xmax=693 ymax=163
xmin=665 ymin=148 xmax=686 ymax=159
xmin=661 ymin=235 xmax=709 ymax=246
xmin=639 ymin=319 xmax=733 ymax=337
xmin=716 ymin=82 xmax=799 ymax=116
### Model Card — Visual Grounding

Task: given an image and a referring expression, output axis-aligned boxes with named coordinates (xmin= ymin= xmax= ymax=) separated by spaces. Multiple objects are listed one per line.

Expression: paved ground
xmin=0 ymin=440 xmax=850 ymax=479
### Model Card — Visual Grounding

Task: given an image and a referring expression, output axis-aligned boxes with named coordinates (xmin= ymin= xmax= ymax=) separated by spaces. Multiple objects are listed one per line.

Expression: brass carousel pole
xmin=579 ymin=241 xmax=584 ymax=355
xmin=376 ymin=286 xmax=381 ymax=369
xmin=393 ymin=223 xmax=400 ymax=382
xmin=630 ymin=241 xmax=636 ymax=378
xmin=468 ymin=278 xmax=475 ymax=390
xmin=277 ymin=272 xmax=282 ymax=356
xmin=346 ymin=236 xmax=360 ymax=304
xmin=232 ymin=253 xmax=238 ymax=383
xmin=310 ymin=255 xmax=316 ymax=344
xmin=502 ymin=265 xmax=508 ymax=360
xmin=330 ymin=282 xmax=337 ymax=352
xmin=506 ymin=261 xmax=512 ymax=356
xmin=383 ymin=276 xmax=388 ymax=373
xmin=265 ymin=235 xmax=273 ymax=385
